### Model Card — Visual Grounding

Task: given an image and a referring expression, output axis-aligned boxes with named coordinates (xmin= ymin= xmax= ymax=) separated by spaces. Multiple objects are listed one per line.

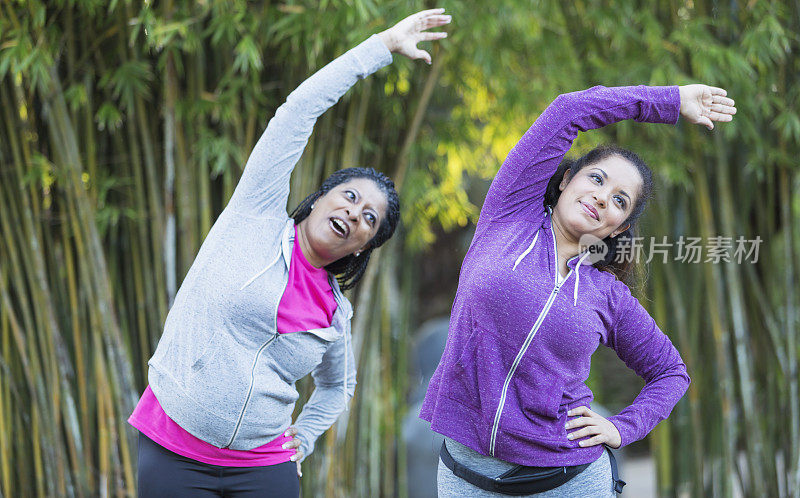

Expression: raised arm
xmin=482 ymin=84 xmax=736 ymax=222
xmin=226 ymin=9 xmax=451 ymax=218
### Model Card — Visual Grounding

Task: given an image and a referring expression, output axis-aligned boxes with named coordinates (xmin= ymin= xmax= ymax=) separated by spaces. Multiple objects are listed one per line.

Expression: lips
xmin=580 ymin=201 xmax=599 ymax=221
xmin=329 ymin=216 xmax=350 ymax=238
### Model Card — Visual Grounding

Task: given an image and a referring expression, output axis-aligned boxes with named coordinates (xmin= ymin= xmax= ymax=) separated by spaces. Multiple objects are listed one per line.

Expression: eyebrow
xmin=590 ymin=167 xmax=608 ymax=179
xmin=590 ymin=168 xmax=631 ymax=203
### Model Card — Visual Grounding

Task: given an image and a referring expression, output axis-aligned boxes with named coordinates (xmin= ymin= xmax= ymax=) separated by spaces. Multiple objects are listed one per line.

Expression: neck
xmin=550 ymin=212 xmax=581 ymax=262
xmin=295 ymin=220 xmax=330 ymax=269
xmin=550 ymin=212 xmax=585 ymax=278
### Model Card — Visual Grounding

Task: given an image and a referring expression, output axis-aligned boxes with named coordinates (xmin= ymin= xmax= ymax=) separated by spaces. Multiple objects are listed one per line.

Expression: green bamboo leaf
xmin=128 ymin=7 xmax=156 ymax=49
xmin=773 ymin=110 xmax=800 ymax=143
xmin=0 ymin=43 xmax=15 ymax=80
xmin=233 ymin=35 xmax=262 ymax=73
xmin=64 ymin=84 xmax=88 ymax=113
xmin=95 ymin=102 xmax=123 ymax=131
xmin=103 ymin=60 xmax=154 ymax=110
xmin=22 ymin=153 xmax=55 ymax=190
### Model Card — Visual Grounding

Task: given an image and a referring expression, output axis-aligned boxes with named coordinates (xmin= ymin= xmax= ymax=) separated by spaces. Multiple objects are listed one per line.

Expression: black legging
xmin=137 ymin=433 xmax=300 ymax=497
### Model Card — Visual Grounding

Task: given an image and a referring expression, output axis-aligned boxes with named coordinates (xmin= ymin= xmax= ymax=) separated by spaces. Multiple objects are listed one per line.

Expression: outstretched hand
xmin=378 ymin=8 xmax=451 ymax=64
xmin=679 ymin=84 xmax=737 ymax=130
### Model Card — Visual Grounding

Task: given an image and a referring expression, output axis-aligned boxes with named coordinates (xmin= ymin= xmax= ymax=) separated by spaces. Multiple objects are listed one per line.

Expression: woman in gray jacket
xmin=129 ymin=9 xmax=450 ymax=497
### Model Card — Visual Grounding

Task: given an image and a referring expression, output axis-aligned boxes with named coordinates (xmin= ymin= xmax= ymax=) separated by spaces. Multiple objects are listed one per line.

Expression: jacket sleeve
xmin=226 ymin=35 xmax=392 ymax=219
xmin=604 ymin=281 xmax=691 ymax=447
xmin=482 ymin=85 xmax=680 ymax=222
xmin=293 ymin=330 xmax=357 ymax=460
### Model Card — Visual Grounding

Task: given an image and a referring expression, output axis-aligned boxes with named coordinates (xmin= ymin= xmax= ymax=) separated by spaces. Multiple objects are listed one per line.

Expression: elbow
xmin=643 ymin=359 xmax=691 ymax=390
xmin=550 ymin=92 xmax=573 ymax=110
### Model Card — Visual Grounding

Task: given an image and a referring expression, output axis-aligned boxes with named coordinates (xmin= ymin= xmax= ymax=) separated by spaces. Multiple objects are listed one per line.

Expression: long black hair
xmin=543 ymin=145 xmax=654 ymax=286
xmin=290 ymin=167 xmax=400 ymax=291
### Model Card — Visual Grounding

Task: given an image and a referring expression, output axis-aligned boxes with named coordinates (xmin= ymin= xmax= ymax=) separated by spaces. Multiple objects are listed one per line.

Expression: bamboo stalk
xmin=0 ymin=278 xmax=12 ymax=498
xmin=690 ymin=154 xmax=736 ymax=497
xmin=714 ymin=132 xmax=766 ymax=497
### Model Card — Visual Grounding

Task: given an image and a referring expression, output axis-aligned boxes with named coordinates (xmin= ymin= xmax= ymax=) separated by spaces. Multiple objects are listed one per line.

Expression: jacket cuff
xmin=642 ymin=85 xmax=681 ymax=125
xmin=295 ymin=431 xmax=313 ymax=463
xmin=606 ymin=415 xmax=635 ymax=449
xmin=349 ymin=34 xmax=393 ymax=76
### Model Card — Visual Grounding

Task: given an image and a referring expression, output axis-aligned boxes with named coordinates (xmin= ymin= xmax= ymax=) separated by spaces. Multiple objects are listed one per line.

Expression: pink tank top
xmin=128 ymin=225 xmax=337 ymax=466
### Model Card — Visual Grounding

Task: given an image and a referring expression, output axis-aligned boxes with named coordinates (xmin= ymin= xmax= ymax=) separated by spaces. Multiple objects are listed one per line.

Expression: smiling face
xmin=297 ymin=178 xmax=389 ymax=267
xmin=553 ymin=155 xmax=643 ymax=240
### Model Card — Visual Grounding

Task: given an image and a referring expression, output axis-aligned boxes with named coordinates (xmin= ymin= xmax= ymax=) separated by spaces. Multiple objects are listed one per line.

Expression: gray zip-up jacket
xmin=148 ymin=35 xmax=393 ymax=460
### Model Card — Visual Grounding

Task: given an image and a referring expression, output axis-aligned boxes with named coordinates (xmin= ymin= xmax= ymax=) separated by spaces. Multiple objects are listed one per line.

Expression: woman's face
xmin=554 ymin=156 xmax=642 ymax=240
xmin=300 ymin=178 xmax=388 ymax=265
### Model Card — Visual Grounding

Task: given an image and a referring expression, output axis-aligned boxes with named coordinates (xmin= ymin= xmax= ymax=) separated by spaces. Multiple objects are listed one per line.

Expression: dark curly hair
xmin=291 ymin=167 xmax=400 ymax=290
xmin=543 ymin=145 xmax=654 ymax=286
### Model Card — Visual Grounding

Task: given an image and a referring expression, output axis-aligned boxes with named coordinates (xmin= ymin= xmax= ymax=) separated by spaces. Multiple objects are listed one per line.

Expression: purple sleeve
xmin=604 ymin=281 xmax=691 ymax=447
xmin=482 ymin=85 xmax=680 ymax=221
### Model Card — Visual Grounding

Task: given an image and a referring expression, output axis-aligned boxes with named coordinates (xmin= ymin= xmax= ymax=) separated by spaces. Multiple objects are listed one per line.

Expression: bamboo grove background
xmin=1 ymin=0 xmax=798 ymax=496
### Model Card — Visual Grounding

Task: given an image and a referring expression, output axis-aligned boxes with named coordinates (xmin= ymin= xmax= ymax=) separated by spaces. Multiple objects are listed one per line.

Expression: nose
xmin=345 ymin=204 xmax=361 ymax=221
xmin=592 ymin=192 xmax=606 ymax=209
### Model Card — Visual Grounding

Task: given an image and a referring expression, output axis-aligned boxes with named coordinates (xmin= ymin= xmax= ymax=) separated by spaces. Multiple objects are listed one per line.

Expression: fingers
xmin=565 ymin=407 xmax=600 ymax=443
xmin=565 ymin=406 xmax=609 ymax=447
xmin=712 ymin=95 xmax=735 ymax=107
xmin=388 ymin=8 xmax=450 ymax=63
xmin=580 ymin=434 xmax=608 ymax=447
xmin=707 ymin=86 xmax=727 ymax=97
xmin=708 ymin=111 xmax=734 ymax=122
xmin=566 ymin=421 xmax=608 ymax=447
xmin=296 ymin=460 xmax=303 ymax=478
xmin=420 ymin=31 xmax=448 ymax=42
xmin=567 ymin=406 xmax=593 ymax=417
xmin=415 ymin=49 xmax=432 ymax=65
xmin=290 ymin=449 xmax=304 ymax=462
xmin=709 ymin=103 xmax=736 ymax=115
xmin=282 ymin=438 xmax=301 ymax=450
xmin=564 ymin=416 xmax=593 ymax=429
xmin=421 ymin=15 xmax=452 ymax=30
xmin=567 ymin=424 xmax=602 ymax=441
xmin=283 ymin=426 xmax=301 ymax=456
xmin=415 ymin=7 xmax=446 ymax=17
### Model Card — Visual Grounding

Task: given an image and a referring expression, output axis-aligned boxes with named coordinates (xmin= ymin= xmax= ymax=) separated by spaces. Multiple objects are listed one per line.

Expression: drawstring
xmin=513 ymin=205 xmax=550 ymax=271
xmin=573 ymin=252 xmax=592 ymax=306
xmin=330 ymin=275 xmax=352 ymax=412
xmin=343 ymin=331 xmax=349 ymax=410
xmin=239 ymin=248 xmax=283 ymax=290
xmin=513 ymin=206 xmax=592 ymax=306
xmin=513 ymin=230 xmax=540 ymax=271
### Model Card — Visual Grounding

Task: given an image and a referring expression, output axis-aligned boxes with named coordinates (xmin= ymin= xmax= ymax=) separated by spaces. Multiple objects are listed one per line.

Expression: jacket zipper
xmin=222 ymin=333 xmax=278 ymax=448
xmin=489 ymin=220 xmax=576 ymax=456
xmin=488 ymin=271 xmax=570 ymax=456
xmin=224 ymin=224 xmax=294 ymax=448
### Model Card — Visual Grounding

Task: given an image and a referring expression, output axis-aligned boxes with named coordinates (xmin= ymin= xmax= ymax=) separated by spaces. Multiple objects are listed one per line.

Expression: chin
xmin=565 ymin=215 xmax=594 ymax=233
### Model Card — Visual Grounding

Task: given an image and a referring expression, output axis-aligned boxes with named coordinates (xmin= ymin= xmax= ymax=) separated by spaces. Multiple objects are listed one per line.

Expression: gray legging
xmin=437 ymin=437 xmax=615 ymax=498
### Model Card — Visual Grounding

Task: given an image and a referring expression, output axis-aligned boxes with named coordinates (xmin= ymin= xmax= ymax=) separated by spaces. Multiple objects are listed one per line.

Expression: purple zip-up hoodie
xmin=420 ymin=85 xmax=691 ymax=467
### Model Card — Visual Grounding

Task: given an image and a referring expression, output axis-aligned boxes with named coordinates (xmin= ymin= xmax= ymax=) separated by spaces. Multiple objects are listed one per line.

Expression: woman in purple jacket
xmin=421 ymin=84 xmax=736 ymax=496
